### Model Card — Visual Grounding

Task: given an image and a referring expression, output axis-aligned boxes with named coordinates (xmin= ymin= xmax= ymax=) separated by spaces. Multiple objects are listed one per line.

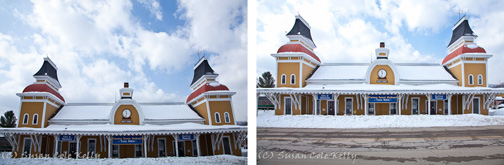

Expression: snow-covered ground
xmin=0 ymin=153 xmax=246 ymax=165
xmin=489 ymin=108 xmax=504 ymax=116
xmin=257 ymin=110 xmax=504 ymax=128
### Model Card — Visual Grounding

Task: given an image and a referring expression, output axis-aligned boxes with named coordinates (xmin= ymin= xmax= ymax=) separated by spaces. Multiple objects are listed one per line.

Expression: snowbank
xmin=489 ymin=108 xmax=504 ymax=116
xmin=257 ymin=110 xmax=504 ymax=128
xmin=0 ymin=153 xmax=246 ymax=165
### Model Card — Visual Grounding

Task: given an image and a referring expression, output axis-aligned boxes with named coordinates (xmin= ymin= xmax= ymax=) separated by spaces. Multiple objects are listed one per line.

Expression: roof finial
xmin=458 ymin=9 xmax=466 ymax=19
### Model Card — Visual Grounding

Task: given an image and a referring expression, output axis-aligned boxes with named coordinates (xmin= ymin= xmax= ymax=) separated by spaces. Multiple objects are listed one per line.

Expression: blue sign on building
xmin=179 ymin=134 xmax=195 ymax=141
xmin=432 ymin=94 xmax=447 ymax=100
xmin=112 ymin=136 xmax=143 ymax=145
xmin=59 ymin=135 xmax=75 ymax=141
xmin=369 ymin=95 xmax=397 ymax=103
xmin=317 ymin=94 xmax=333 ymax=100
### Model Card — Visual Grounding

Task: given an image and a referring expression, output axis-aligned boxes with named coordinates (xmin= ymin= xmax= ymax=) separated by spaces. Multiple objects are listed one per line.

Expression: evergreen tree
xmin=257 ymin=71 xmax=275 ymax=88
xmin=0 ymin=110 xmax=16 ymax=128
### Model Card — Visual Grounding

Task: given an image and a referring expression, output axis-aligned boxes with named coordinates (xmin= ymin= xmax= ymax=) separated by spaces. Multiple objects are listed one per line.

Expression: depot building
xmin=0 ymin=57 xmax=246 ymax=158
xmin=257 ymin=15 xmax=504 ymax=116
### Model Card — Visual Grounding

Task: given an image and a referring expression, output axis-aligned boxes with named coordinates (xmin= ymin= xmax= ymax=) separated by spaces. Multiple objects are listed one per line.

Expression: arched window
xmin=224 ymin=112 xmax=231 ymax=123
xmin=281 ymin=74 xmax=286 ymax=84
xmin=32 ymin=114 xmax=38 ymax=125
xmin=468 ymin=74 xmax=474 ymax=85
xmin=215 ymin=112 xmax=221 ymax=123
xmin=23 ymin=113 xmax=29 ymax=125
xmin=290 ymin=74 xmax=296 ymax=85
xmin=477 ymin=74 xmax=483 ymax=85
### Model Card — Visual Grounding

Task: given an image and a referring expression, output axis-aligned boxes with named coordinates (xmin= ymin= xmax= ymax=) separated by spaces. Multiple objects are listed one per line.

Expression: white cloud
xmin=0 ymin=0 xmax=248 ymax=121
xmin=138 ymin=0 xmax=163 ymax=21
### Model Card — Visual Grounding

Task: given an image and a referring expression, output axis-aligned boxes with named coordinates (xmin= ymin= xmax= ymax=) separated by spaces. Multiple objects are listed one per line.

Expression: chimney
xmin=375 ymin=42 xmax=390 ymax=60
xmin=120 ymin=82 xmax=133 ymax=99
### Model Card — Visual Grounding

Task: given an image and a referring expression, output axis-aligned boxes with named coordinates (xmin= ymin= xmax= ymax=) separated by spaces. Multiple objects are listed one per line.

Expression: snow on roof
xmin=395 ymin=63 xmax=456 ymax=81
xmin=52 ymin=103 xmax=113 ymax=120
xmin=308 ymin=63 xmax=369 ymax=81
xmin=51 ymin=102 xmax=203 ymax=121
xmin=141 ymin=103 xmax=202 ymax=120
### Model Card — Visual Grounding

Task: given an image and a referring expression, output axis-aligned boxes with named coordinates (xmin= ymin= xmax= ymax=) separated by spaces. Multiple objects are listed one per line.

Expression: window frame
xmin=157 ymin=138 xmax=167 ymax=157
xmin=23 ymin=113 xmax=29 ymax=125
xmin=22 ymin=137 xmax=32 ymax=156
xmin=281 ymin=74 xmax=286 ymax=85
xmin=32 ymin=113 xmax=38 ymax=125
xmin=215 ymin=112 xmax=221 ymax=123
xmin=411 ymin=97 xmax=420 ymax=115
xmin=224 ymin=112 xmax=231 ymax=123
xmin=290 ymin=74 xmax=296 ymax=85
xmin=345 ymin=97 xmax=353 ymax=115
xmin=468 ymin=74 xmax=474 ymax=85
xmin=284 ymin=97 xmax=292 ymax=115
xmin=477 ymin=74 xmax=483 ymax=85
xmin=87 ymin=138 xmax=97 ymax=157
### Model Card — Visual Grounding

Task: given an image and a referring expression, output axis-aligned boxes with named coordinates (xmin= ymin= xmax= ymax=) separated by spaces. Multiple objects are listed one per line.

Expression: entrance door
xmin=222 ymin=137 xmax=232 ymax=155
xmin=473 ymin=98 xmax=480 ymax=114
xmin=88 ymin=139 xmax=96 ymax=157
xmin=134 ymin=144 xmax=142 ymax=157
xmin=444 ymin=100 xmax=448 ymax=115
xmin=390 ymin=103 xmax=397 ymax=115
xmin=69 ymin=142 xmax=77 ymax=158
xmin=23 ymin=138 xmax=31 ymax=156
xmin=430 ymin=101 xmax=437 ymax=115
xmin=178 ymin=142 xmax=185 ymax=157
xmin=345 ymin=98 xmax=353 ymax=115
xmin=328 ymin=101 xmax=335 ymax=115
xmin=192 ymin=140 xmax=198 ymax=156
xmin=158 ymin=139 xmax=166 ymax=157
xmin=368 ymin=103 xmax=375 ymax=115
xmin=412 ymin=98 xmax=419 ymax=115
xmin=285 ymin=98 xmax=292 ymax=115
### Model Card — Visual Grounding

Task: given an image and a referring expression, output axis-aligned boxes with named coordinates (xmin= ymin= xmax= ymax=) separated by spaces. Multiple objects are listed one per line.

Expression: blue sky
xmin=256 ymin=0 xmax=504 ymax=85
xmin=0 ymin=0 xmax=247 ymax=121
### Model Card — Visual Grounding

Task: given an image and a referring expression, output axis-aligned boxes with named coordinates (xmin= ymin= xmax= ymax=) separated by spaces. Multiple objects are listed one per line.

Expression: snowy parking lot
xmin=257 ymin=109 xmax=504 ymax=128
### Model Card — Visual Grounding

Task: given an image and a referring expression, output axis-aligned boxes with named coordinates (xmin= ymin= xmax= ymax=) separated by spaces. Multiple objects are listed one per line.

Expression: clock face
xmin=122 ymin=109 xmax=131 ymax=118
xmin=378 ymin=69 xmax=387 ymax=78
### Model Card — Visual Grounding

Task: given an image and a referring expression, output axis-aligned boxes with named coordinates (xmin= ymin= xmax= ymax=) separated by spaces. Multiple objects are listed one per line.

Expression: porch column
xmin=196 ymin=134 xmax=201 ymax=157
xmin=312 ymin=94 xmax=317 ymax=115
xmin=364 ymin=95 xmax=368 ymax=116
xmin=53 ymin=135 xmax=59 ymax=157
xmin=448 ymin=94 xmax=452 ymax=115
xmin=398 ymin=95 xmax=402 ymax=115
xmin=143 ymin=135 xmax=148 ymax=158
xmin=173 ymin=134 xmax=179 ymax=157
xmin=75 ymin=135 xmax=81 ymax=159
xmin=427 ymin=94 xmax=432 ymax=115
xmin=107 ymin=136 xmax=112 ymax=158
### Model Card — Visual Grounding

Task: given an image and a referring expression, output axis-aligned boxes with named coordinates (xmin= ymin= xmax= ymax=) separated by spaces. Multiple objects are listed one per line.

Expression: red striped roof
xmin=23 ymin=83 xmax=65 ymax=102
xmin=186 ymin=83 xmax=229 ymax=103
xmin=277 ymin=44 xmax=321 ymax=62
xmin=443 ymin=45 xmax=486 ymax=64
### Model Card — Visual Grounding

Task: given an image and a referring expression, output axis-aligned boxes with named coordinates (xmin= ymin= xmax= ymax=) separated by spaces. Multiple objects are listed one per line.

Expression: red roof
xmin=186 ymin=83 xmax=229 ymax=103
xmin=277 ymin=44 xmax=321 ymax=62
xmin=442 ymin=45 xmax=486 ymax=64
xmin=23 ymin=84 xmax=65 ymax=102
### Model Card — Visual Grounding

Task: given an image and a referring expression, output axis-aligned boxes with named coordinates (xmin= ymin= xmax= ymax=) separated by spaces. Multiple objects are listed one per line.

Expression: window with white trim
xmin=215 ymin=112 xmax=221 ymax=123
xmin=224 ymin=112 xmax=231 ymax=123
xmin=32 ymin=113 xmax=38 ymax=125
xmin=281 ymin=74 xmax=286 ymax=84
xmin=468 ymin=74 xmax=474 ymax=85
xmin=23 ymin=113 xmax=29 ymax=125
xmin=477 ymin=74 xmax=483 ymax=85
xmin=290 ymin=74 xmax=296 ymax=85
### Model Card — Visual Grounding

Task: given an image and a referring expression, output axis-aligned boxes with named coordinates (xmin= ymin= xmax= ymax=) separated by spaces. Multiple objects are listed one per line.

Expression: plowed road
xmin=257 ymin=126 xmax=504 ymax=164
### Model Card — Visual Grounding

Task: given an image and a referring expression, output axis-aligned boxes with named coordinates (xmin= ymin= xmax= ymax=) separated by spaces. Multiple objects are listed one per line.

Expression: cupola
xmin=120 ymin=82 xmax=134 ymax=99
